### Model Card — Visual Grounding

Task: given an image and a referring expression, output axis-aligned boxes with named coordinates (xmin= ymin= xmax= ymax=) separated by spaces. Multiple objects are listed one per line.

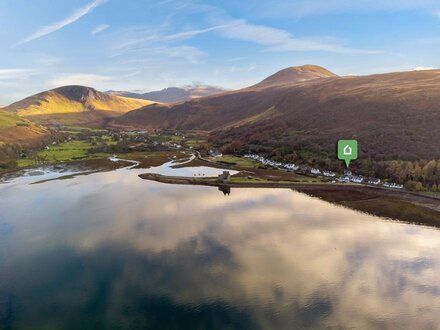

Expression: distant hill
xmin=4 ymin=85 xmax=155 ymax=126
xmin=0 ymin=110 xmax=49 ymax=147
xmin=110 ymin=65 xmax=440 ymax=160
xmin=107 ymin=85 xmax=226 ymax=103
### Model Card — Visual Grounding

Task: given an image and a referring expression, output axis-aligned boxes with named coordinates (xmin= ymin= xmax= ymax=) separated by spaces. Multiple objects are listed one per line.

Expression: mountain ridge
xmin=5 ymin=85 xmax=155 ymax=115
xmin=110 ymin=66 xmax=440 ymax=160
xmin=4 ymin=85 xmax=156 ymax=126
xmin=107 ymin=85 xmax=226 ymax=103
xmin=252 ymin=64 xmax=337 ymax=88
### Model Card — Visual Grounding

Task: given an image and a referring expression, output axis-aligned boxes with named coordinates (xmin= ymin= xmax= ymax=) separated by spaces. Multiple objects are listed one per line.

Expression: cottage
xmin=322 ymin=170 xmax=336 ymax=177
xmin=350 ymin=175 xmax=364 ymax=184
xmin=209 ymin=149 xmax=223 ymax=158
xmin=368 ymin=178 xmax=381 ymax=185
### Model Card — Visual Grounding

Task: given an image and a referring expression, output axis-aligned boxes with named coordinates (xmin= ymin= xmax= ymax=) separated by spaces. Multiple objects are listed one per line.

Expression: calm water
xmin=0 ymin=164 xmax=440 ymax=330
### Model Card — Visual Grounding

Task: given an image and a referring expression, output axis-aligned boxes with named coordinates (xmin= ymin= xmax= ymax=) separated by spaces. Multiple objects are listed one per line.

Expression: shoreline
xmin=139 ymin=173 xmax=440 ymax=227
xmin=139 ymin=172 xmax=439 ymax=202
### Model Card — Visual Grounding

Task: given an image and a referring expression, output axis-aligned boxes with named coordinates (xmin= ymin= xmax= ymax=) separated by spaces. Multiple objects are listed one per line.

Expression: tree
xmin=415 ymin=182 xmax=423 ymax=191
xmin=221 ymin=140 xmax=243 ymax=154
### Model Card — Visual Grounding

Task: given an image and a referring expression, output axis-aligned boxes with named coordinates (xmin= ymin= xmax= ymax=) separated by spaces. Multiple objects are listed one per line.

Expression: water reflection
xmin=0 ymin=166 xmax=439 ymax=329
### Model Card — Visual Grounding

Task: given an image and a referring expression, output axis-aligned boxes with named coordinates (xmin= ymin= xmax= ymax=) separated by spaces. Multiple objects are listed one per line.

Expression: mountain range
xmin=107 ymin=85 xmax=226 ymax=103
xmin=110 ymin=65 xmax=440 ymax=160
xmin=2 ymin=65 xmax=440 ymax=161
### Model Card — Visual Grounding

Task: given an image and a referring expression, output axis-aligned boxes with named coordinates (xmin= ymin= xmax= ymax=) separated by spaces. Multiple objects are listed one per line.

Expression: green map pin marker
xmin=338 ymin=140 xmax=358 ymax=168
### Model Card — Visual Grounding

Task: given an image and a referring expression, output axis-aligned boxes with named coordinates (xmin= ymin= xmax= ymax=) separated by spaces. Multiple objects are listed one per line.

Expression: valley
xmin=1 ymin=123 xmax=437 ymax=227
xmin=0 ymin=65 xmax=439 ymax=225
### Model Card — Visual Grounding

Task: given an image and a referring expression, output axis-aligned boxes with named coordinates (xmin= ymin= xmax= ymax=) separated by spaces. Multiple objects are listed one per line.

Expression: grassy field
xmin=17 ymin=140 xmax=109 ymax=167
xmin=209 ymin=155 xmax=257 ymax=168
xmin=230 ymin=177 xmax=293 ymax=184
xmin=59 ymin=126 xmax=108 ymax=134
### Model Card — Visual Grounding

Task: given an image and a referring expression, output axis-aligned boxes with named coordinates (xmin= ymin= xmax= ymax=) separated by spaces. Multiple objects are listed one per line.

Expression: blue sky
xmin=1 ymin=0 xmax=440 ymax=104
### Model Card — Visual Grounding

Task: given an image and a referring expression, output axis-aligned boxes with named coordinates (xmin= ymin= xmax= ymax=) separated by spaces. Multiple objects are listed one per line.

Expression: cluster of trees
xmin=373 ymin=160 xmax=440 ymax=191
xmin=0 ymin=145 xmax=19 ymax=169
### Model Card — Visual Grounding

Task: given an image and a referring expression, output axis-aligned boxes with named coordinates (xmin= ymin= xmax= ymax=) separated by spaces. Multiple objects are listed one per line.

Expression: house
xmin=350 ymin=175 xmax=364 ymax=183
xmin=338 ymin=176 xmax=351 ymax=183
xmin=368 ymin=178 xmax=381 ymax=185
xmin=209 ymin=149 xmax=223 ymax=158
xmin=384 ymin=182 xmax=404 ymax=189
xmin=322 ymin=170 xmax=336 ymax=177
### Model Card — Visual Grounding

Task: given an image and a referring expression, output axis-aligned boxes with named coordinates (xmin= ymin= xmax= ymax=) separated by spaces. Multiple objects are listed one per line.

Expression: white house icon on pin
xmin=343 ymin=145 xmax=352 ymax=156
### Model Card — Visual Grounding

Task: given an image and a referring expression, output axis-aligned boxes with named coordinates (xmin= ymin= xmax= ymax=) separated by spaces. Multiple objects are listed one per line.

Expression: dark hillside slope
xmin=111 ymin=66 xmax=440 ymax=160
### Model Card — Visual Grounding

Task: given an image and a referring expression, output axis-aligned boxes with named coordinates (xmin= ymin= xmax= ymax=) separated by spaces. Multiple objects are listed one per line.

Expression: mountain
xmin=110 ymin=65 xmax=440 ymax=160
xmin=4 ymin=85 xmax=155 ymax=126
xmin=108 ymin=85 xmax=226 ymax=103
xmin=0 ymin=110 xmax=49 ymax=147
xmin=254 ymin=64 xmax=336 ymax=88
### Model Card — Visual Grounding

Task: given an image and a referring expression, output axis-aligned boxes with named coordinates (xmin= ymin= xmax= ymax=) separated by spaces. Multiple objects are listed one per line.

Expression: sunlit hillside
xmin=0 ymin=110 xmax=28 ymax=128
xmin=4 ymin=85 xmax=156 ymax=116
xmin=0 ymin=110 xmax=48 ymax=146
xmin=90 ymin=95 xmax=155 ymax=112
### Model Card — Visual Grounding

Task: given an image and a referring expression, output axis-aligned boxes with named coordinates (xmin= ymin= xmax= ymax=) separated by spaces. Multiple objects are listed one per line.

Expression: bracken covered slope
xmin=111 ymin=65 xmax=440 ymax=160
xmin=0 ymin=110 xmax=49 ymax=146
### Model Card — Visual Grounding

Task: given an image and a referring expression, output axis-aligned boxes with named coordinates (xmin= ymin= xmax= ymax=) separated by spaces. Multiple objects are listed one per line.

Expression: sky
xmin=1 ymin=0 xmax=440 ymax=104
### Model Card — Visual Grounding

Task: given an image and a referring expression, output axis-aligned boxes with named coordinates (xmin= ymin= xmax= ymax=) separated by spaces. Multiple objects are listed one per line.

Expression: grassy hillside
xmin=0 ymin=110 xmax=49 ymax=147
xmin=0 ymin=110 xmax=29 ymax=128
xmin=4 ymin=85 xmax=156 ymax=126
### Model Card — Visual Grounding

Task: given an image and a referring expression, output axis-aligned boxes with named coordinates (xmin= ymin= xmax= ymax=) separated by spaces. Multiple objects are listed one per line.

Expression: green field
xmin=59 ymin=126 xmax=108 ymax=134
xmin=231 ymin=177 xmax=285 ymax=184
xmin=17 ymin=140 xmax=109 ymax=167
xmin=209 ymin=155 xmax=257 ymax=168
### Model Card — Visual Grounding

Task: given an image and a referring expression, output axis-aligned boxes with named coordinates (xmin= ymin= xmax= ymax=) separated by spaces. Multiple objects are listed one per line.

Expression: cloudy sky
xmin=1 ymin=0 xmax=440 ymax=104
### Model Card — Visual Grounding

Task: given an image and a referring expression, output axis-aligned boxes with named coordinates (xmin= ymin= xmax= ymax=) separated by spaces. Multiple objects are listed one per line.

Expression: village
xmin=31 ymin=128 xmax=405 ymax=192
xmin=243 ymin=153 xmax=404 ymax=190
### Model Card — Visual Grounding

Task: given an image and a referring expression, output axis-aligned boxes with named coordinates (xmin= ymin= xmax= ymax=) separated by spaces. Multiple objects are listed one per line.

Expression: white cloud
xmin=48 ymin=74 xmax=112 ymax=88
xmin=91 ymin=24 xmax=110 ymax=35
xmin=0 ymin=69 xmax=36 ymax=80
xmin=112 ymin=24 xmax=221 ymax=53
xmin=13 ymin=0 xmax=107 ymax=47
xmin=244 ymin=0 xmax=440 ymax=18
xmin=162 ymin=25 xmax=226 ymax=41
xmin=217 ymin=19 xmax=381 ymax=54
xmin=33 ymin=54 xmax=65 ymax=66
xmin=413 ymin=66 xmax=436 ymax=71
xmin=155 ymin=45 xmax=207 ymax=63
xmin=110 ymin=25 xmax=211 ymax=63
